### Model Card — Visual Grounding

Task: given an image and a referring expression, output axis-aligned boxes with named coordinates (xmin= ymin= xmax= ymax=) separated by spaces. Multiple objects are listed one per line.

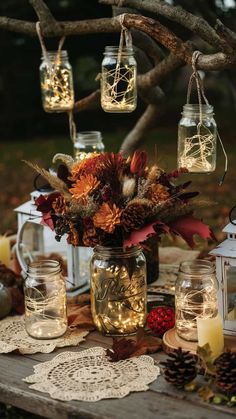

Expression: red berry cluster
xmin=146 ymin=306 xmax=175 ymax=338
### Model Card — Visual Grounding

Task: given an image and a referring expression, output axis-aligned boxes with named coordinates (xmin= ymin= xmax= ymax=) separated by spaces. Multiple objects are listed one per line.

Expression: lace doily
xmin=0 ymin=316 xmax=88 ymax=354
xmin=23 ymin=347 xmax=160 ymax=402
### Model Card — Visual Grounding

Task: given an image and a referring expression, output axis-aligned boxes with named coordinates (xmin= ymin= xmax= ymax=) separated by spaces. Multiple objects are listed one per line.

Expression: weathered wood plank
xmin=0 ymin=331 xmax=236 ymax=419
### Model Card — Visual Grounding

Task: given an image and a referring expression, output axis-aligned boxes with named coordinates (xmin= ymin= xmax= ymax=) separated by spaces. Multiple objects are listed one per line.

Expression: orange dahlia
xmin=70 ymin=153 xmax=100 ymax=179
xmin=93 ymin=202 xmax=122 ymax=233
xmin=69 ymin=174 xmax=100 ymax=200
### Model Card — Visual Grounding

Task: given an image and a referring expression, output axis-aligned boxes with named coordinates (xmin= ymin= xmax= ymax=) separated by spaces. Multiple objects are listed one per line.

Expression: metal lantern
xmin=210 ymin=219 xmax=236 ymax=336
xmin=15 ymin=191 xmax=90 ymax=295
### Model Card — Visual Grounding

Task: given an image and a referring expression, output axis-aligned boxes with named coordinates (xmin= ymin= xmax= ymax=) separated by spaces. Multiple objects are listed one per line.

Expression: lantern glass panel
xmin=225 ymin=264 xmax=236 ymax=321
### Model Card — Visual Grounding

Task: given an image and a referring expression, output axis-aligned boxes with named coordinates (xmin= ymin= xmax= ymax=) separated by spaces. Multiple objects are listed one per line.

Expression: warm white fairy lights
xmin=178 ymin=131 xmax=215 ymax=173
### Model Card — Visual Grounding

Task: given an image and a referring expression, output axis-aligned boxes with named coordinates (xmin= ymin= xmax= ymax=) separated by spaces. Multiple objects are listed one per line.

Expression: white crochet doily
xmin=0 ymin=316 xmax=88 ymax=354
xmin=23 ymin=347 xmax=160 ymax=402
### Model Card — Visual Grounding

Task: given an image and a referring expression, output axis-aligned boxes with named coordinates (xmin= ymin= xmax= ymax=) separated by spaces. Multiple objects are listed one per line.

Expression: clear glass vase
xmin=175 ymin=260 xmax=218 ymax=341
xmin=90 ymin=246 xmax=147 ymax=336
xmin=101 ymin=46 xmax=137 ymax=113
xmin=24 ymin=260 xmax=67 ymax=339
xmin=40 ymin=50 xmax=74 ymax=113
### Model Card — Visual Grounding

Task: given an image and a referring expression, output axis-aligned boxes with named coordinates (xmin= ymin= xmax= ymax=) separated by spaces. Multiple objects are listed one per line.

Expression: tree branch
xmin=119 ymin=104 xmax=161 ymax=156
xmin=0 ymin=13 xmax=235 ymax=70
xmin=73 ymin=90 xmax=100 ymax=113
xmin=29 ymin=0 xmax=57 ymax=28
xmin=215 ymin=19 xmax=236 ymax=50
xmin=138 ymin=52 xmax=184 ymax=89
xmin=100 ymin=0 xmax=232 ymax=53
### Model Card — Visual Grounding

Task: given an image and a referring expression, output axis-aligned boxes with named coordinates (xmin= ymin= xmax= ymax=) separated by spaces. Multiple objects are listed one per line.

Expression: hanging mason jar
xmin=90 ymin=246 xmax=147 ymax=336
xmin=74 ymin=131 xmax=105 ymax=161
xmin=40 ymin=50 xmax=74 ymax=113
xmin=101 ymin=46 xmax=137 ymax=113
xmin=175 ymin=260 xmax=218 ymax=342
xmin=24 ymin=260 xmax=67 ymax=339
xmin=177 ymin=104 xmax=217 ymax=173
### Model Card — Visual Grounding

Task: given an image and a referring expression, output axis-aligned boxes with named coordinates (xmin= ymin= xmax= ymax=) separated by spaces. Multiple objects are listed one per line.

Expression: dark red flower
xmin=35 ymin=193 xmax=60 ymax=213
xmin=130 ymin=151 xmax=147 ymax=176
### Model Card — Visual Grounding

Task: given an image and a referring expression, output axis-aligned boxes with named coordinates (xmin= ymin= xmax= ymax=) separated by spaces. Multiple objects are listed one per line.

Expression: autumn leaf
xmin=124 ymin=222 xmax=169 ymax=247
xmin=198 ymin=386 xmax=215 ymax=402
xmin=67 ymin=303 xmax=95 ymax=331
xmin=106 ymin=338 xmax=137 ymax=362
xmin=170 ymin=216 xmax=213 ymax=248
xmin=106 ymin=328 xmax=162 ymax=362
xmin=197 ymin=344 xmax=216 ymax=376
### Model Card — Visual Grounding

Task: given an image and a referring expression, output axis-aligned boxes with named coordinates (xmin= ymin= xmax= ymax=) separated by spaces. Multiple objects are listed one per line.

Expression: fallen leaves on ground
xmin=106 ymin=328 xmax=162 ymax=362
xmin=67 ymin=300 xmax=95 ymax=331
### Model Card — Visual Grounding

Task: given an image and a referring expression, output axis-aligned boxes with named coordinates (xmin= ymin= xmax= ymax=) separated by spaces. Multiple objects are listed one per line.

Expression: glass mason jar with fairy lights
xmin=73 ymin=131 xmax=105 ymax=161
xmin=175 ymin=260 xmax=218 ymax=341
xmin=40 ymin=50 xmax=74 ymax=113
xmin=177 ymin=104 xmax=217 ymax=173
xmin=101 ymin=46 xmax=137 ymax=113
xmin=90 ymin=246 xmax=147 ymax=336
xmin=24 ymin=260 xmax=67 ymax=339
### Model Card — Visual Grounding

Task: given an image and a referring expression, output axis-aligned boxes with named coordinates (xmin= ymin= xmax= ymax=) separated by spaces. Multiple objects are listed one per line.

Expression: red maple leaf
xmin=170 ymin=216 xmax=213 ymax=248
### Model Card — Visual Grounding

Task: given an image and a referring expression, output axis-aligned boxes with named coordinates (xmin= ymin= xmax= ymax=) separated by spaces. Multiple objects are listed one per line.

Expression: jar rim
xmin=41 ymin=50 xmax=68 ymax=60
xmin=76 ymin=131 xmax=103 ymax=144
xmin=104 ymin=46 xmax=134 ymax=55
xmin=27 ymin=259 xmax=61 ymax=277
xmin=179 ymin=259 xmax=215 ymax=274
xmin=94 ymin=245 xmax=142 ymax=257
xmin=182 ymin=104 xmax=214 ymax=115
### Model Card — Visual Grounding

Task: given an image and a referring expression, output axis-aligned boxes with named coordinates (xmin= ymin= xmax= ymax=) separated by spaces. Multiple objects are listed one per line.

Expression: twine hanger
xmin=187 ymin=50 xmax=228 ymax=185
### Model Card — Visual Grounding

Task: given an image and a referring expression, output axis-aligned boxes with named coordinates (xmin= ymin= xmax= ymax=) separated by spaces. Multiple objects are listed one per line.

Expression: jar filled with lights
xmin=74 ymin=131 xmax=105 ymax=161
xmin=40 ymin=50 xmax=74 ymax=113
xmin=90 ymin=246 xmax=147 ymax=335
xmin=101 ymin=46 xmax=137 ymax=113
xmin=175 ymin=260 xmax=218 ymax=342
xmin=24 ymin=260 xmax=67 ymax=339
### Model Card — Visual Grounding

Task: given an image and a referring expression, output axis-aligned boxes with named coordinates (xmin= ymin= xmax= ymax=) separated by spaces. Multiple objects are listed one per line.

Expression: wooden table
xmin=0 ymin=330 xmax=235 ymax=419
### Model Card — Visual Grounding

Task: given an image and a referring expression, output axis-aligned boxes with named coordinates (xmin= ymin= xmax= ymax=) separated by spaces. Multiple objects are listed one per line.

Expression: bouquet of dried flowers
xmin=27 ymin=151 xmax=212 ymax=248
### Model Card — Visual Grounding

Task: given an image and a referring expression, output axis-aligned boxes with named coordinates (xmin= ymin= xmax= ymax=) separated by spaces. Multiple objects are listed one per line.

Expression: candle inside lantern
xmin=197 ymin=314 xmax=224 ymax=359
xmin=0 ymin=235 xmax=11 ymax=267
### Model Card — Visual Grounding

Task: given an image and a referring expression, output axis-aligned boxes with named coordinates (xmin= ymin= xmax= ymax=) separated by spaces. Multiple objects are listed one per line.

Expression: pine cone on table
xmin=161 ymin=348 xmax=197 ymax=389
xmin=214 ymin=351 xmax=236 ymax=395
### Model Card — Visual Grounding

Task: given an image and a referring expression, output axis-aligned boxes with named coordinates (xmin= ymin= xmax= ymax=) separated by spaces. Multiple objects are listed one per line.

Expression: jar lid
xmin=76 ymin=131 xmax=103 ymax=145
xmin=41 ymin=50 xmax=69 ymax=60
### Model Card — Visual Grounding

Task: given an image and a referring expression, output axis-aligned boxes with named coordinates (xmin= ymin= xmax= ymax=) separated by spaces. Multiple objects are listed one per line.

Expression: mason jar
xmin=24 ymin=260 xmax=67 ymax=339
xmin=90 ymin=246 xmax=147 ymax=335
xmin=177 ymin=104 xmax=217 ymax=173
xmin=101 ymin=46 xmax=137 ymax=113
xmin=40 ymin=50 xmax=74 ymax=113
xmin=175 ymin=260 xmax=218 ymax=341
xmin=74 ymin=131 xmax=105 ymax=161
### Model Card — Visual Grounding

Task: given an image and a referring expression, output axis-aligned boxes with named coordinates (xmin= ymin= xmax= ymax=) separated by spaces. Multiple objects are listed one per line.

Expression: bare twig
xmin=215 ymin=19 xmax=236 ymax=50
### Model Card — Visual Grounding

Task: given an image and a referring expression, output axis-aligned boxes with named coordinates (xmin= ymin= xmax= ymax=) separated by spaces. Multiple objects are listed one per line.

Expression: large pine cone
xmin=161 ymin=348 xmax=197 ymax=388
xmin=214 ymin=351 xmax=236 ymax=395
xmin=121 ymin=201 xmax=153 ymax=232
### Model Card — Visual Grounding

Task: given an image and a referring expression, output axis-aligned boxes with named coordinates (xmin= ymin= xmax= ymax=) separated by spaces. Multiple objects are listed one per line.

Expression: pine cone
xmin=214 ymin=351 xmax=236 ymax=395
xmin=121 ymin=201 xmax=153 ymax=232
xmin=161 ymin=348 xmax=197 ymax=388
